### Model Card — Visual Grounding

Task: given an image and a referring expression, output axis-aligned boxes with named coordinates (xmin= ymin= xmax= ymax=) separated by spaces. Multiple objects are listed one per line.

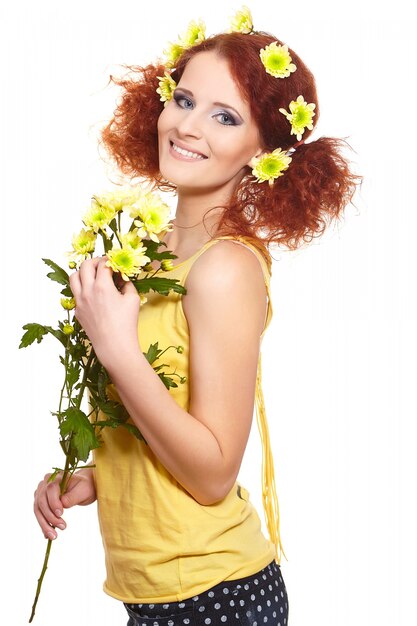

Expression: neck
xmin=165 ymin=191 xmax=223 ymax=251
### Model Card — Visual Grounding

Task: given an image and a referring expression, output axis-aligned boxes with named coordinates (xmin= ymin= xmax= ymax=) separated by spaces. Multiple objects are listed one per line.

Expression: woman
xmin=33 ymin=11 xmax=360 ymax=626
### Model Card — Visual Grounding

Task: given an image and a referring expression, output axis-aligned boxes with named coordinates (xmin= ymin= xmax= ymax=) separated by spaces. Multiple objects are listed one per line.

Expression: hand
xmin=33 ymin=469 xmax=97 ymax=540
xmin=69 ymin=256 xmax=141 ymax=367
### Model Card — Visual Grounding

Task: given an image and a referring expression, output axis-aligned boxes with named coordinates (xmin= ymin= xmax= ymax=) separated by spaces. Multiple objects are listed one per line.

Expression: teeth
xmin=172 ymin=142 xmax=205 ymax=160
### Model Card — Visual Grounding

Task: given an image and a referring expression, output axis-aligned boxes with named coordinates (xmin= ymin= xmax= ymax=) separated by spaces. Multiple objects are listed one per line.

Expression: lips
xmin=170 ymin=139 xmax=208 ymax=159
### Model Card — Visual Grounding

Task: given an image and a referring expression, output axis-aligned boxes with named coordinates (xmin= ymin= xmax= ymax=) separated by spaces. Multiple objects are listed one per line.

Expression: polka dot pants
xmin=124 ymin=559 xmax=289 ymax=626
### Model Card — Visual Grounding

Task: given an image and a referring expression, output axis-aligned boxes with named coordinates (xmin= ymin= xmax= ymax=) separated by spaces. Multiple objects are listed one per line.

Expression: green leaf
xmin=60 ymin=285 xmax=74 ymax=297
xmin=143 ymin=341 xmax=163 ymax=365
xmin=159 ymin=373 xmax=178 ymax=389
xmin=19 ymin=323 xmax=49 ymax=348
xmin=120 ymin=421 xmax=147 ymax=444
xmin=44 ymin=325 xmax=68 ymax=348
xmin=42 ymin=258 xmax=70 ymax=286
xmin=60 ymin=407 xmax=100 ymax=462
xmin=95 ymin=399 xmax=130 ymax=423
xmin=66 ymin=362 xmax=81 ymax=388
xmin=132 ymin=276 xmax=186 ymax=296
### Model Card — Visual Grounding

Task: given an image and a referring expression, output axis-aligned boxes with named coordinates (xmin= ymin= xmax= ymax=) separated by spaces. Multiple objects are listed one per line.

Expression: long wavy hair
xmin=99 ymin=31 xmax=362 ymax=266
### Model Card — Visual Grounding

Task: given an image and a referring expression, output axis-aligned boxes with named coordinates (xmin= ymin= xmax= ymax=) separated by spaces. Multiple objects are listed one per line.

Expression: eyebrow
xmin=173 ymin=87 xmax=244 ymax=122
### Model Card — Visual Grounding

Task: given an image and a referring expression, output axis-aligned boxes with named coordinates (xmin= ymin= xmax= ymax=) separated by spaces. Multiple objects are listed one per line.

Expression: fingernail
xmin=55 ymin=509 xmax=62 ymax=516
xmin=47 ymin=531 xmax=56 ymax=540
xmin=57 ymin=523 xmax=66 ymax=530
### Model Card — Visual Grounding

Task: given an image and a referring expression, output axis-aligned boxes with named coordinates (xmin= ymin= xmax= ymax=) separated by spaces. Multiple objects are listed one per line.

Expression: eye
xmin=173 ymin=94 xmax=193 ymax=109
xmin=214 ymin=112 xmax=236 ymax=126
xmin=173 ymin=93 xmax=237 ymax=126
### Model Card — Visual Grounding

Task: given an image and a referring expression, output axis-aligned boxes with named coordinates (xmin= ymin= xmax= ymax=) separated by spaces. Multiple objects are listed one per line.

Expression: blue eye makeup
xmin=173 ymin=92 xmax=239 ymax=126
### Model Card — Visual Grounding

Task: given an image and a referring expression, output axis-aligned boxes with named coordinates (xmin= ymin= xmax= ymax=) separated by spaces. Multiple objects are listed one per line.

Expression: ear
xmin=246 ymin=148 xmax=264 ymax=169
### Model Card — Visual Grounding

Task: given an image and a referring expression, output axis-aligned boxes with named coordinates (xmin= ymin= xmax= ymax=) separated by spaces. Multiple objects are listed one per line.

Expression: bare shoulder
xmin=187 ymin=239 xmax=267 ymax=290
xmin=183 ymin=239 xmax=268 ymax=338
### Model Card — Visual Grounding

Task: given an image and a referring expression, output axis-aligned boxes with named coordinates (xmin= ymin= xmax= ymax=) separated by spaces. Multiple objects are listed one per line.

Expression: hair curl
xmin=99 ymin=31 xmax=362 ymax=261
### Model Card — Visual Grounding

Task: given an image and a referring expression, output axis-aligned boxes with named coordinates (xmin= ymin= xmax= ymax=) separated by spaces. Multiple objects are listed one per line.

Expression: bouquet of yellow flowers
xmin=20 ymin=185 xmax=186 ymax=622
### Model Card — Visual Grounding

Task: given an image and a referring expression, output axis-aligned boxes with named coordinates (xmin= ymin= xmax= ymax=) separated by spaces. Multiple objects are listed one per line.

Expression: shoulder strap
xmin=192 ymin=235 xmax=287 ymax=565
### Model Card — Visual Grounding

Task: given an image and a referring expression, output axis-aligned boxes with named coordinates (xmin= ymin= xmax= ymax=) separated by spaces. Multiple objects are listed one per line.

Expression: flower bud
xmin=177 ymin=345 xmax=184 ymax=353
xmin=180 ymin=376 xmax=187 ymax=384
xmin=60 ymin=297 xmax=76 ymax=310
xmin=161 ymin=259 xmax=174 ymax=272
xmin=68 ymin=261 xmax=77 ymax=269
xmin=62 ymin=323 xmax=74 ymax=335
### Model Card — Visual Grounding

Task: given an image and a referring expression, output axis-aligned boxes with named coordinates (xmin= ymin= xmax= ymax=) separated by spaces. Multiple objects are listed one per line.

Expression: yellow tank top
xmin=92 ymin=235 xmax=286 ymax=603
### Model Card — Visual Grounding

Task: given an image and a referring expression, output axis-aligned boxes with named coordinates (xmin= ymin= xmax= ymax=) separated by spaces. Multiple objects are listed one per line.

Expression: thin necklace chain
xmin=171 ymin=218 xmax=204 ymax=229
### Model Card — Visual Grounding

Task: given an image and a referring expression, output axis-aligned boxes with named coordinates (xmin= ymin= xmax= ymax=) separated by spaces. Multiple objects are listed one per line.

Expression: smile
xmin=169 ymin=141 xmax=208 ymax=161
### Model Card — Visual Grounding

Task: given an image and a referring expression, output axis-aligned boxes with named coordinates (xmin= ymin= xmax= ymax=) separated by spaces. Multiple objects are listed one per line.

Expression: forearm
xmin=103 ymin=343 xmax=226 ymax=505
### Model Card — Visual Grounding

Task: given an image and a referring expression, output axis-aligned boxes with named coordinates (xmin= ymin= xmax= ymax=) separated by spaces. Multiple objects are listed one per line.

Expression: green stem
xmin=28 ymin=344 xmax=96 ymax=622
xmin=28 ymin=539 xmax=53 ymax=623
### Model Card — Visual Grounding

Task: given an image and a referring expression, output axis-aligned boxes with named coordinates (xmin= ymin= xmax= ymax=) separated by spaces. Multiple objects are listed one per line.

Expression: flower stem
xmin=28 ymin=344 xmax=96 ymax=622
xmin=28 ymin=538 xmax=53 ymax=623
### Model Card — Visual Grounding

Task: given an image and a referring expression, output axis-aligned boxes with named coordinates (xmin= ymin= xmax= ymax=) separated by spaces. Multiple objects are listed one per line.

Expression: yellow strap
xmin=255 ymin=351 xmax=288 ymax=564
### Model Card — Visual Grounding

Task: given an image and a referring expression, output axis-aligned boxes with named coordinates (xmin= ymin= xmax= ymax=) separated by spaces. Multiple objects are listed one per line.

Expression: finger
xmin=69 ymin=268 xmax=82 ymax=299
xmin=34 ymin=486 xmax=66 ymax=539
xmin=95 ymin=256 xmax=118 ymax=288
xmin=120 ymin=279 xmax=138 ymax=296
xmin=36 ymin=484 xmax=67 ymax=529
xmin=61 ymin=474 xmax=94 ymax=508
xmin=77 ymin=256 xmax=101 ymax=292
xmin=33 ymin=502 xmax=60 ymax=540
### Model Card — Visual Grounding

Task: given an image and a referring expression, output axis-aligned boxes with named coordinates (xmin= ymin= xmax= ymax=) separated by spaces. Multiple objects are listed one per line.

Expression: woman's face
xmin=157 ymin=50 xmax=264 ymax=192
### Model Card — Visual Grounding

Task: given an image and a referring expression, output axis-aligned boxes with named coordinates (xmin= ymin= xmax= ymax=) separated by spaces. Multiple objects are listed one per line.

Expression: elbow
xmin=194 ymin=474 xmax=237 ymax=506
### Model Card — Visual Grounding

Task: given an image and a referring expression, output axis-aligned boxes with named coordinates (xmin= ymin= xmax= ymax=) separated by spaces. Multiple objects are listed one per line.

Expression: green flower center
xmin=264 ymin=157 xmax=280 ymax=174
xmin=294 ymin=109 xmax=309 ymax=125
xmin=269 ymin=51 xmax=286 ymax=70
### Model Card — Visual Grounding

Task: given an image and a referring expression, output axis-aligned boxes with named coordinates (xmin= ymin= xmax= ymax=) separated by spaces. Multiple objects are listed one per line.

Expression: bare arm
xmin=102 ymin=241 xmax=268 ymax=505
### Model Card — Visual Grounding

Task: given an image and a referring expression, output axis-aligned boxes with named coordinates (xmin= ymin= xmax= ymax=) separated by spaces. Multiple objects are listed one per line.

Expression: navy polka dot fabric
xmin=124 ymin=560 xmax=289 ymax=625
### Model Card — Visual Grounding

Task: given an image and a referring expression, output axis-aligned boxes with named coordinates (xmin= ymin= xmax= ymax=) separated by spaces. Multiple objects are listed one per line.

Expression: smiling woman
xmin=33 ymin=6 xmax=362 ymax=626
xmin=157 ymin=51 xmax=264 ymax=196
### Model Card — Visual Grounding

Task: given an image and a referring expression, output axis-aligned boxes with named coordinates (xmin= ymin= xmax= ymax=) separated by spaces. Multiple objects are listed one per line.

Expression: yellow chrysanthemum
xmin=132 ymin=191 xmax=173 ymax=243
xmin=180 ymin=19 xmax=206 ymax=48
xmin=82 ymin=198 xmax=117 ymax=233
xmin=60 ymin=297 xmax=76 ymax=310
xmin=162 ymin=41 xmax=186 ymax=69
xmin=120 ymin=228 xmax=144 ymax=251
xmin=279 ymin=95 xmax=316 ymax=141
xmin=71 ymin=228 xmax=96 ymax=254
xmin=228 ymin=5 xmax=253 ymax=34
xmin=259 ymin=42 xmax=297 ymax=78
xmin=105 ymin=246 xmax=151 ymax=282
xmin=250 ymin=148 xmax=292 ymax=186
xmin=92 ymin=186 xmax=144 ymax=216
xmin=62 ymin=323 xmax=74 ymax=335
xmin=156 ymin=71 xmax=177 ymax=106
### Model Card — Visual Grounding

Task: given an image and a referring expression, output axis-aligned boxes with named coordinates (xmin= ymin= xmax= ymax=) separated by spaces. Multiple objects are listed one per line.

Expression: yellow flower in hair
xmin=162 ymin=41 xmax=185 ymax=69
xmin=259 ymin=42 xmax=296 ymax=78
xmin=228 ymin=5 xmax=253 ymax=34
xmin=180 ymin=19 xmax=206 ymax=47
xmin=279 ymin=95 xmax=316 ymax=140
xmin=250 ymin=148 xmax=292 ymax=186
xmin=162 ymin=19 xmax=206 ymax=69
xmin=156 ymin=71 xmax=177 ymax=106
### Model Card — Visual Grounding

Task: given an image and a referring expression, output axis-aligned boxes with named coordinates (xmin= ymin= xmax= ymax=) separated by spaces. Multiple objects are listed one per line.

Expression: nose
xmin=175 ymin=109 xmax=203 ymax=139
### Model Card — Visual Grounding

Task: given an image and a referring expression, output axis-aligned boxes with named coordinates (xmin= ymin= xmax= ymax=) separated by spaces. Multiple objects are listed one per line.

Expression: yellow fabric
xmin=92 ymin=235 xmax=286 ymax=603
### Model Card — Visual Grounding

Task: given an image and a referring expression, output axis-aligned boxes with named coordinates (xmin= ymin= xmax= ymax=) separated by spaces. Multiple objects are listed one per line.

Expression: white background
xmin=1 ymin=1 xmax=415 ymax=625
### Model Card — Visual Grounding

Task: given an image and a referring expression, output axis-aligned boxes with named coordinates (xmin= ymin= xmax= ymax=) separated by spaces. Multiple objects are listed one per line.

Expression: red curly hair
xmin=99 ymin=31 xmax=362 ymax=262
